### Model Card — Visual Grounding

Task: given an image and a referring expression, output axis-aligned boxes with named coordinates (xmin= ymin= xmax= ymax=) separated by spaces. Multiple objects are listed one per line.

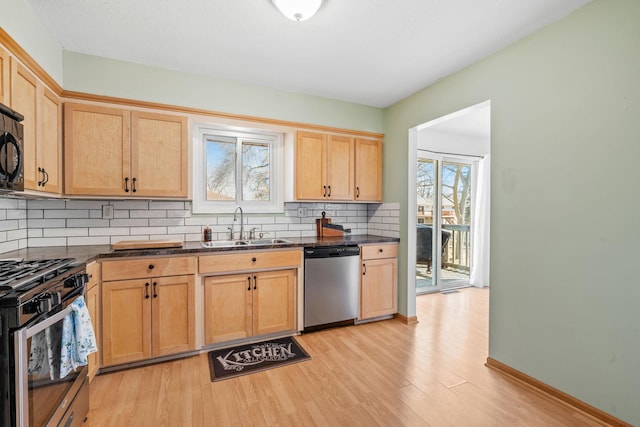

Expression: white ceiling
xmin=26 ymin=0 xmax=591 ymax=108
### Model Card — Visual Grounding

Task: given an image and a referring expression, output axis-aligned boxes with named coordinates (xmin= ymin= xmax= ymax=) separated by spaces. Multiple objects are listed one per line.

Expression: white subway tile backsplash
xmin=110 ymin=218 xmax=148 ymax=227
xmin=66 ymin=200 xmax=105 ymax=209
xmin=167 ymin=226 xmax=202 ymax=234
xmin=67 ymin=219 xmax=110 ymax=228
xmin=0 ymin=240 xmax=20 ymax=253
xmin=28 ymin=200 xmax=66 ymax=210
xmin=130 ymin=210 xmax=167 ymax=219
xmin=28 ymin=237 xmax=67 ymax=247
xmin=67 ymin=236 xmax=111 ymax=246
xmin=149 ymin=218 xmax=185 ymax=227
xmin=45 ymin=209 xmax=89 ymax=219
xmin=130 ymin=227 xmax=168 ymax=235
xmin=0 ymin=198 xmax=399 ymax=252
xmin=7 ymin=229 xmax=27 ymax=240
xmin=112 ymin=201 xmax=150 ymax=210
xmin=27 ymin=219 xmax=66 ymax=228
xmin=89 ymin=227 xmax=130 ymax=236
xmin=44 ymin=228 xmax=88 ymax=238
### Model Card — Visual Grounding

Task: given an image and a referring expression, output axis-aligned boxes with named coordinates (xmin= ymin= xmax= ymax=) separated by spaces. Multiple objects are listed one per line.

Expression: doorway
xmin=408 ymin=101 xmax=491 ymax=301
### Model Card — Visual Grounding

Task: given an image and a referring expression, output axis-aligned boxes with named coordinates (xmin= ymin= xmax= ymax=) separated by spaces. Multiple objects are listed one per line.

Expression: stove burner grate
xmin=0 ymin=258 xmax=76 ymax=291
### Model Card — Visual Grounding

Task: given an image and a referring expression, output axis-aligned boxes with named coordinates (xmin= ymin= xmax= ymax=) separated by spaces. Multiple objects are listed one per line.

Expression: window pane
xmin=242 ymin=142 xmax=270 ymax=201
xmin=205 ymin=138 xmax=236 ymax=201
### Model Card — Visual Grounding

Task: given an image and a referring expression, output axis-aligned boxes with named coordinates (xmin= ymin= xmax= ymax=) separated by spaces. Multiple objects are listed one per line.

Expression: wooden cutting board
xmin=112 ymin=239 xmax=184 ymax=250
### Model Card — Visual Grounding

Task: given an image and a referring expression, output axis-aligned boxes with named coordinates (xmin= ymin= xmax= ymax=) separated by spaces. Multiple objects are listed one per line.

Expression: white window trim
xmin=192 ymin=123 xmax=284 ymax=214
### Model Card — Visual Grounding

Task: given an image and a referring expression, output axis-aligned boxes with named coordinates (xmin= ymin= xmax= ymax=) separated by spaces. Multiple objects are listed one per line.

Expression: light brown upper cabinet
xmin=0 ymin=45 xmax=9 ymax=105
xmin=10 ymin=58 xmax=62 ymax=193
xmin=355 ymin=138 xmax=382 ymax=202
xmin=64 ymin=103 xmax=188 ymax=198
xmin=295 ymin=131 xmax=382 ymax=202
xmin=295 ymin=131 xmax=355 ymax=201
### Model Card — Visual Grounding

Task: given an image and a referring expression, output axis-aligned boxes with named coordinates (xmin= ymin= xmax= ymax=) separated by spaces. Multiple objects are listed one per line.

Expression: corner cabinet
xmin=100 ymin=257 xmax=196 ymax=367
xmin=64 ymin=103 xmax=188 ymax=198
xmin=360 ymin=243 xmax=398 ymax=320
xmin=295 ymin=131 xmax=382 ymax=202
xmin=200 ymin=249 xmax=300 ymax=345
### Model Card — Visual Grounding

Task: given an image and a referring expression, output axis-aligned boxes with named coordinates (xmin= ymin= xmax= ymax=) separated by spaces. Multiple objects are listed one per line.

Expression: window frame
xmin=192 ymin=123 xmax=284 ymax=214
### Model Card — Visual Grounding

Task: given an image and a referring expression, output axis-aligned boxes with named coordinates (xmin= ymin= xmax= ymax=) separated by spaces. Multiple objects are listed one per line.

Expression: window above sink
xmin=192 ymin=123 xmax=285 ymax=214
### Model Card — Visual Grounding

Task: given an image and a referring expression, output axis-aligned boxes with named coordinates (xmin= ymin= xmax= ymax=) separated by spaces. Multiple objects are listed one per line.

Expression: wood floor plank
xmin=87 ymin=288 xmax=608 ymax=426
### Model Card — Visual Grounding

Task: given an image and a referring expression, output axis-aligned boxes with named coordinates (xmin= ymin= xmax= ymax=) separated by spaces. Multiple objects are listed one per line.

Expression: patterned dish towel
xmin=60 ymin=296 xmax=98 ymax=379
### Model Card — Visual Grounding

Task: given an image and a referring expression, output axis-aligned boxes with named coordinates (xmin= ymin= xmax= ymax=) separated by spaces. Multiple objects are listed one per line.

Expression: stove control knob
xmin=38 ymin=296 xmax=52 ymax=313
xmin=64 ymin=274 xmax=89 ymax=289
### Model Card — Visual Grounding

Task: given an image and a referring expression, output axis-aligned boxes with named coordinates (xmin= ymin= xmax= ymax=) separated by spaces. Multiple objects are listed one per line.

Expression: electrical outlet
xmin=102 ymin=205 xmax=114 ymax=219
xmin=297 ymin=207 xmax=308 ymax=217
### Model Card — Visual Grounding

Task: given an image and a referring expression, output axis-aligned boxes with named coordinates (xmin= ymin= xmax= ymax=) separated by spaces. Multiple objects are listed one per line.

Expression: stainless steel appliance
xmin=0 ymin=102 xmax=24 ymax=192
xmin=304 ymin=245 xmax=360 ymax=331
xmin=0 ymin=258 xmax=89 ymax=427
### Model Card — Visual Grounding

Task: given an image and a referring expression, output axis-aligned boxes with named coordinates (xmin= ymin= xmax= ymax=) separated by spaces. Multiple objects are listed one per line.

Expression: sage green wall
xmin=384 ymin=0 xmax=639 ymax=424
xmin=62 ymin=51 xmax=384 ymax=133
xmin=0 ymin=1 xmax=63 ymax=83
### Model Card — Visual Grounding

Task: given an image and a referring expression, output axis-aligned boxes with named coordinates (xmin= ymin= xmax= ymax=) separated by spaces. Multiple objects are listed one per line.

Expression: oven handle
xmin=15 ymin=304 xmax=75 ymax=427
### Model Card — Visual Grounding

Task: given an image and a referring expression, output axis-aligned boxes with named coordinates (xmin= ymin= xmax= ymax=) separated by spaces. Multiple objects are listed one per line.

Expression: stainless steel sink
xmin=244 ymin=238 xmax=293 ymax=246
xmin=200 ymin=238 xmax=293 ymax=248
xmin=200 ymin=240 xmax=249 ymax=248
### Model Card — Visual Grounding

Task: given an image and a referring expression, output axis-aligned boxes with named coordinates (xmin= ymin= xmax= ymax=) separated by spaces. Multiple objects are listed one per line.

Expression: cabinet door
xmin=151 ymin=275 xmax=195 ymax=356
xmin=64 ymin=103 xmax=131 ymax=196
xmin=360 ymin=257 xmax=397 ymax=320
xmin=253 ymin=269 xmax=295 ymax=336
xmin=131 ymin=111 xmax=188 ymax=198
xmin=203 ymin=274 xmax=252 ymax=345
xmin=326 ymin=135 xmax=355 ymax=200
xmin=37 ymin=87 xmax=62 ymax=193
xmin=101 ymin=279 xmax=151 ymax=366
xmin=0 ymin=45 xmax=9 ymax=105
xmin=86 ymin=262 xmax=101 ymax=382
xmin=295 ymin=131 xmax=326 ymax=200
xmin=10 ymin=58 xmax=37 ymax=190
xmin=355 ymin=138 xmax=382 ymax=202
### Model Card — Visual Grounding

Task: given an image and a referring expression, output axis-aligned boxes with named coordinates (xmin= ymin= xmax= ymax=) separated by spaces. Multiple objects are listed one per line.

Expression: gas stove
xmin=0 ymin=257 xmax=89 ymax=427
xmin=0 ymin=258 xmax=76 ymax=291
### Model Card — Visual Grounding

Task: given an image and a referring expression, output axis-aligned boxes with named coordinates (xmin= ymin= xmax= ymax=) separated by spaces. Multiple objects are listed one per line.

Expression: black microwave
xmin=0 ymin=102 xmax=24 ymax=192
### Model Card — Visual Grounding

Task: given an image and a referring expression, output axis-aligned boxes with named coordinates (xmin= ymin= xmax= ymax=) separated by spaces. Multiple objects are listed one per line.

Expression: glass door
xmin=416 ymin=155 xmax=474 ymax=293
xmin=440 ymin=161 xmax=472 ymax=290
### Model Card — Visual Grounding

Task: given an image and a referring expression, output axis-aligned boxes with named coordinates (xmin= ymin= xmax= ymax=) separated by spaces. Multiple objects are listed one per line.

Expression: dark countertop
xmin=0 ymin=235 xmax=400 ymax=264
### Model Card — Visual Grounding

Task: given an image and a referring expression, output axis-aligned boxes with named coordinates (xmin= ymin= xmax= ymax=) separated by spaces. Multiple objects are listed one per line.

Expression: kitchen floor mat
xmin=208 ymin=336 xmax=310 ymax=382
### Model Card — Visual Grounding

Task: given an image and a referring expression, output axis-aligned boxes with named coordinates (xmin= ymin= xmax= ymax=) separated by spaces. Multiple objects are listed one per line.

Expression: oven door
xmin=14 ymin=304 xmax=87 ymax=427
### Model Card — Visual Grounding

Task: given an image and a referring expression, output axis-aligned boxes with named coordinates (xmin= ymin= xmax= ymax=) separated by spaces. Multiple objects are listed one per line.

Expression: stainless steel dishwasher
xmin=304 ymin=245 xmax=361 ymax=331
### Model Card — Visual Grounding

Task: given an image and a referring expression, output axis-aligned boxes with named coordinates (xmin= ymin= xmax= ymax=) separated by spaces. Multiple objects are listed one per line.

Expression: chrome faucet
xmin=232 ymin=206 xmax=244 ymax=240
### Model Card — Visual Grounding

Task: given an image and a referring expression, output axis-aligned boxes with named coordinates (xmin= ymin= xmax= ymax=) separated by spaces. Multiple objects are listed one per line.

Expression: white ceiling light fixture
xmin=272 ymin=0 xmax=323 ymax=22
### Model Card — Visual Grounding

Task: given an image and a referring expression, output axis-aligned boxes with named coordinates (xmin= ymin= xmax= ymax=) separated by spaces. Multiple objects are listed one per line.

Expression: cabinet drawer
xmin=102 ymin=256 xmax=195 ymax=281
xmin=199 ymin=249 xmax=302 ymax=274
xmin=361 ymin=244 xmax=398 ymax=260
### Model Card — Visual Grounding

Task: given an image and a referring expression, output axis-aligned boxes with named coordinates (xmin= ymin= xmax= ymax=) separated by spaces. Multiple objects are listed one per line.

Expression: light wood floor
xmin=88 ymin=288 xmax=604 ymax=426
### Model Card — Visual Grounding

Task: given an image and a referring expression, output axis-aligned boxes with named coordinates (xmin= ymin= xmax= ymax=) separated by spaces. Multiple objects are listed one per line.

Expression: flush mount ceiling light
xmin=272 ymin=0 xmax=323 ymax=22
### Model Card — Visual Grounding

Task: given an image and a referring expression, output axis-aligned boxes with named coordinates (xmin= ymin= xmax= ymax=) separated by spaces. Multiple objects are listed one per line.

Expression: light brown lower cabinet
xmin=360 ymin=244 xmax=398 ymax=320
xmin=203 ymin=269 xmax=296 ymax=345
xmin=85 ymin=261 xmax=100 ymax=382
xmin=101 ymin=274 xmax=195 ymax=367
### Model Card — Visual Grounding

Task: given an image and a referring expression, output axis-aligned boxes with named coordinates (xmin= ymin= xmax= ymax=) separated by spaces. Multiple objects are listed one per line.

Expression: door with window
xmin=416 ymin=153 xmax=474 ymax=293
